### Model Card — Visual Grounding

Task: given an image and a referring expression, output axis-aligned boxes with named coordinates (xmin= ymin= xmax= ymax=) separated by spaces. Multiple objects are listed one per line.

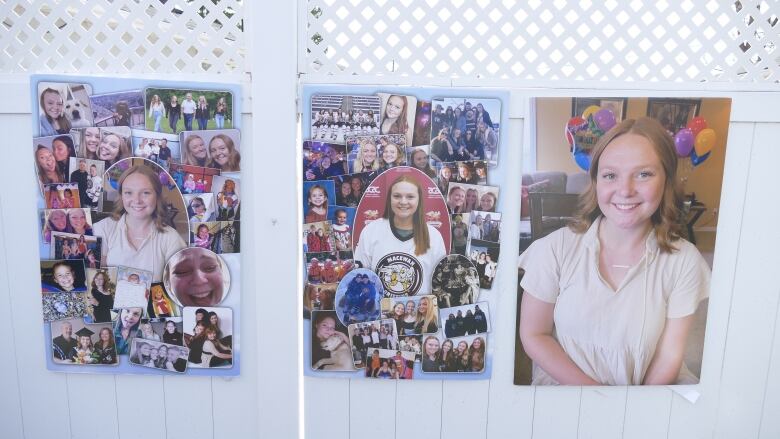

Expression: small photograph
xmin=89 ymin=89 xmax=145 ymax=128
xmin=94 ymin=127 xmax=133 ymax=168
xmin=145 ymin=88 xmax=233 ymax=133
xmin=305 ymin=251 xmax=354 ymax=284
xmin=331 ymin=207 xmax=354 ymax=251
xmin=129 ymin=338 xmax=190 ymax=373
xmin=67 ymin=158 xmax=105 ymax=210
xmin=41 ymin=259 xmax=87 ymax=293
xmin=42 ymin=292 xmax=87 ymax=322
xmin=406 ymin=146 xmax=437 ymax=180
xmin=184 ymin=193 xmax=216 ymax=223
xmin=334 ymin=268 xmax=383 ymax=325
xmin=179 ymin=129 xmax=241 ymax=172
xmin=329 ymin=171 xmax=378 ymax=208
xmin=112 ymin=307 xmax=144 ymax=355
xmin=443 ymin=160 xmax=488 ymax=185
xmin=421 ymin=333 xmax=486 ymax=373
xmin=156 ymin=317 xmax=185 ymax=346
xmin=190 ymin=221 xmax=240 ymax=254
xmin=169 ymin=163 xmax=220 ymax=195
xmin=431 ymin=254 xmax=480 ymax=309
xmin=310 ymin=94 xmax=381 ymax=143
xmin=114 ymin=266 xmax=152 ymax=309
xmin=37 ymin=82 xmax=94 ymax=136
xmin=303 ymin=141 xmax=348 ymax=180
xmin=412 ymin=100 xmax=433 ymax=147
xmin=450 ymin=212 xmax=470 ymax=256
xmin=50 ymin=232 xmax=102 ymax=268
xmin=147 ymin=282 xmax=179 ymax=318
xmin=446 ymin=182 xmax=499 ymax=214
xmin=398 ymin=334 xmax=423 ymax=362
xmin=304 ymin=282 xmax=337 ymax=314
xmin=182 ymin=306 xmax=234 ymax=368
xmin=83 ymin=267 xmax=117 ymax=324
xmin=40 ymin=207 xmax=93 ymax=244
xmin=303 ymin=220 xmax=334 ymax=254
xmin=430 ymin=97 xmax=501 ymax=166
xmin=377 ymin=93 xmax=417 ymax=147
xmin=346 ymin=318 xmax=398 ymax=368
xmin=303 ymin=179 xmax=335 ymax=224
xmin=468 ymin=211 xmax=501 ymax=242
xmin=34 ymin=134 xmax=76 ymax=188
xmin=380 ymin=295 xmax=439 ymax=336
xmin=212 ymin=175 xmax=241 ymax=220
xmin=164 ymin=247 xmax=230 ymax=307
xmin=43 ymin=182 xmax=80 ymax=209
xmin=466 ymin=239 xmax=500 ymax=290
xmin=311 ymin=310 xmax=353 ymax=371
xmin=51 ymin=318 xmax=118 ymax=365
xmin=364 ymin=348 xmax=415 ymax=379
xmin=345 ymin=134 xmax=407 ymax=173
xmin=130 ymin=129 xmax=180 ymax=170
xmin=441 ymin=302 xmax=490 ymax=338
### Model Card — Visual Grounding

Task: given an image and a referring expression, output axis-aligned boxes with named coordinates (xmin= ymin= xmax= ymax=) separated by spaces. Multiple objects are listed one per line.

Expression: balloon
xmin=593 ymin=108 xmax=616 ymax=132
xmin=574 ymin=150 xmax=591 ymax=171
xmin=565 ymin=116 xmax=587 ymax=146
xmin=673 ymin=128 xmax=695 ymax=157
xmin=694 ymin=128 xmax=717 ymax=156
xmin=691 ymin=149 xmax=710 ymax=167
xmin=687 ymin=116 xmax=708 ymax=136
xmin=582 ymin=105 xmax=601 ymax=120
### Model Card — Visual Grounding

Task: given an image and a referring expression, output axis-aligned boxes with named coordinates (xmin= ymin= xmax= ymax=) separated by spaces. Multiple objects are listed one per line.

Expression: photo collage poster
xmin=32 ymin=75 xmax=241 ymax=376
xmin=302 ymin=85 xmax=508 ymax=380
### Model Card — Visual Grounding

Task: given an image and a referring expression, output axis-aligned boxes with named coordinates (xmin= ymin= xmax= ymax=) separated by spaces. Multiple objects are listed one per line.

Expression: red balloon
xmin=565 ymin=116 xmax=587 ymax=146
xmin=686 ymin=116 xmax=708 ymax=137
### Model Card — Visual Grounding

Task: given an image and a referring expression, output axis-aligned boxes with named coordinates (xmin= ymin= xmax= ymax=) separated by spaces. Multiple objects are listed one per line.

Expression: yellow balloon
xmin=694 ymin=128 xmax=717 ymax=156
xmin=582 ymin=105 xmax=601 ymax=120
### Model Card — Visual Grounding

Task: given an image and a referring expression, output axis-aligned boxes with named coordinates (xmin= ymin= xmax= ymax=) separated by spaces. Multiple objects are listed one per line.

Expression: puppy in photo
xmin=38 ymin=82 xmax=94 ymax=136
xmin=182 ymin=306 xmax=233 ymax=369
xmin=311 ymin=310 xmax=353 ymax=371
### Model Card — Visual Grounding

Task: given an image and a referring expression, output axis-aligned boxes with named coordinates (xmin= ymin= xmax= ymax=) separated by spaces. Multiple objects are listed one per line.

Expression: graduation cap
xmin=75 ymin=327 xmax=94 ymax=337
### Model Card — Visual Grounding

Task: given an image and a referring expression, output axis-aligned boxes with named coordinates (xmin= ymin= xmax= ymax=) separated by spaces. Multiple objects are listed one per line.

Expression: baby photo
xmin=450 ymin=212 xmax=471 ymax=256
xmin=130 ymin=129 xmax=180 ymax=170
xmin=179 ymin=129 xmax=241 ymax=172
xmin=164 ymin=247 xmax=231 ymax=307
xmin=83 ymin=267 xmax=117 ymax=324
xmin=446 ymin=182 xmax=499 ymax=214
xmin=34 ymin=134 xmax=76 ymax=189
xmin=466 ymin=239 xmax=500 ymax=290
xmin=147 ymin=282 xmax=180 ymax=318
xmin=304 ymin=282 xmax=337 ymax=314
xmin=398 ymin=334 xmax=423 ymax=362
xmin=182 ymin=306 xmax=233 ymax=369
xmin=377 ymin=93 xmax=417 ymax=147
xmin=42 ymin=291 xmax=87 ymax=322
xmin=211 ymin=175 xmax=240 ymax=221
xmin=421 ymin=333 xmax=486 ymax=373
xmin=406 ymin=145 xmax=437 ymax=181
xmin=303 ymin=179 xmax=335 ymax=224
xmin=145 ymin=88 xmax=233 ymax=133
xmin=310 ymin=94 xmax=381 ymax=143
xmin=185 ymin=193 xmax=216 ymax=223
xmin=330 ymin=207 xmax=354 ymax=251
xmin=305 ymin=251 xmax=353 ymax=285
xmin=89 ymin=89 xmax=145 ymax=128
xmin=346 ymin=318 xmax=398 ymax=368
xmin=190 ymin=221 xmax=241 ymax=254
xmin=467 ymin=210 xmax=501 ymax=243
xmin=41 ymin=259 xmax=87 ymax=293
xmin=334 ymin=268 xmax=382 ymax=326
xmin=67 ymin=158 xmax=105 ymax=210
xmin=345 ymin=134 xmax=407 ymax=173
xmin=37 ymin=82 xmax=94 ymax=137
xmin=170 ymin=163 xmax=220 ymax=195
xmin=430 ymin=97 xmax=501 ymax=166
xmin=114 ymin=266 xmax=152 ymax=309
xmin=363 ymin=348 xmax=415 ymax=379
xmin=431 ymin=254 xmax=480 ymax=309
xmin=129 ymin=338 xmax=190 ymax=373
xmin=40 ymin=208 xmax=93 ymax=244
xmin=43 ymin=182 xmax=81 ymax=209
xmin=329 ymin=171 xmax=378 ymax=208
xmin=380 ymin=294 xmax=439 ymax=335
xmin=311 ymin=310 xmax=353 ymax=371
xmin=50 ymin=232 xmax=102 ymax=268
xmin=303 ymin=140 xmax=348 ymax=180
xmin=51 ymin=318 xmax=118 ymax=365
xmin=441 ymin=302 xmax=491 ymax=338
xmin=412 ymin=100 xmax=432 ymax=147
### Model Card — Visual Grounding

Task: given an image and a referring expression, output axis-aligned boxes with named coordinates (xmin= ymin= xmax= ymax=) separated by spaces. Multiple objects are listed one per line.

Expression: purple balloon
xmin=674 ymin=128 xmax=695 ymax=157
xmin=593 ymin=108 xmax=616 ymax=132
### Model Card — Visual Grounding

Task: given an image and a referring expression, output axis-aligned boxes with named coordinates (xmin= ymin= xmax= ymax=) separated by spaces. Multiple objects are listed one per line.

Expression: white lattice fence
xmin=304 ymin=0 xmax=780 ymax=82
xmin=0 ymin=0 xmax=246 ymax=73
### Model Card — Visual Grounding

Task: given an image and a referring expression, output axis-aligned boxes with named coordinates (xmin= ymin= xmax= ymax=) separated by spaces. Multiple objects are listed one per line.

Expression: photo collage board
xmin=302 ymin=85 xmax=508 ymax=380
xmin=32 ymin=75 xmax=241 ymax=376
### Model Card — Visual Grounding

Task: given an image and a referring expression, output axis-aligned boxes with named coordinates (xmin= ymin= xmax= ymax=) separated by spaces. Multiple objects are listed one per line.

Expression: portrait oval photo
xmin=164 ymin=247 xmax=231 ymax=307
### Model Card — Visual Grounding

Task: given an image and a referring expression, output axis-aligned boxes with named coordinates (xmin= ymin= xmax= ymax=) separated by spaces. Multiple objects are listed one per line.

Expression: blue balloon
xmin=691 ymin=150 xmax=710 ymax=166
xmin=574 ymin=151 xmax=591 ymax=171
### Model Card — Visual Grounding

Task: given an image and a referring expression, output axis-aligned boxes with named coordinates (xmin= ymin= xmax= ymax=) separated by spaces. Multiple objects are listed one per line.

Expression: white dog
xmin=63 ymin=90 xmax=91 ymax=128
xmin=313 ymin=335 xmax=354 ymax=371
